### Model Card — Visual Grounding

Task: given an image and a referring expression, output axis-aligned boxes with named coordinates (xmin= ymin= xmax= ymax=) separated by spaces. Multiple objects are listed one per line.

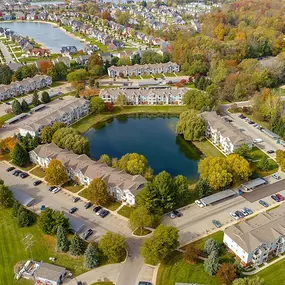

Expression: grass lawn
xmin=255 ymin=257 xmax=285 ymax=285
xmin=90 ymin=282 xmax=115 ymax=285
xmin=11 ymin=162 xmax=36 ymax=171
xmin=30 ymin=166 xmax=45 ymax=178
xmin=133 ymin=227 xmax=151 ymax=236
xmin=0 ymin=208 xmax=87 ymax=285
xmin=193 ymin=140 xmax=225 ymax=158
xmin=62 ymin=180 xmax=84 ymax=193
xmin=50 ymin=81 xmax=66 ymax=87
xmin=117 ymin=205 xmax=134 ymax=218
xmin=0 ymin=113 xmax=15 ymax=127
xmin=156 ymin=251 xmax=221 ymax=285
xmin=72 ymin=105 xmax=187 ymax=133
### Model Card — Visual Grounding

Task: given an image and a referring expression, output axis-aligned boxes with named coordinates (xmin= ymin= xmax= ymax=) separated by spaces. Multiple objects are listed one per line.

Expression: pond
xmin=0 ymin=22 xmax=85 ymax=53
xmin=83 ymin=116 xmax=201 ymax=180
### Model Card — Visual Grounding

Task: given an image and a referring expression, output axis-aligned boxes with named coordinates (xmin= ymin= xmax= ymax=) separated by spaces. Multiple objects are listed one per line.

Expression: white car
xmin=272 ymin=173 xmax=281 ymax=180
xmin=52 ymin=187 xmax=61 ymax=194
xmin=195 ymin=200 xmax=206 ymax=208
xmin=240 ymin=209 xmax=248 ymax=216
xmin=230 ymin=212 xmax=239 ymax=220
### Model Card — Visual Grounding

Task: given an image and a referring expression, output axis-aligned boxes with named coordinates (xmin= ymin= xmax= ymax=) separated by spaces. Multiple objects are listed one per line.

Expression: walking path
xmin=0 ymin=41 xmax=14 ymax=63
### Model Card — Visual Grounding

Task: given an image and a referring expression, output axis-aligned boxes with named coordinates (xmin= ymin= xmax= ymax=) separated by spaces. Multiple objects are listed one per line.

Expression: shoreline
xmin=0 ymin=20 xmax=86 ymax=50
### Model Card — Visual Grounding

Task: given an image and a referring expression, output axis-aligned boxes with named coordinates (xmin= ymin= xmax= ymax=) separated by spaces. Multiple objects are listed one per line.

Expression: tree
xmin=41 ymin=91 xmax=51 ymax=103
xmin=232 ymin=276 xmax=264 ymax=285
xmin=12 ymin=100 xmax=22 ymax=115
xmin=182 ymin=89 xmax=216 ymax=111
xmin=12 ymin=143 xmax=29 ymax=167
xmin=234 ymin=144 xmax=251 ymax=157
xmin=84 ymin=243 xmax=99 ymax=269
xmin=99 ymin=154 xmax=111 ymax=166
xmin=117 ymin=57 xmax=132 ymax=66
xmin=88 ymin=54 xmax=103 ymax=76
xmin=184 ymin=245 xmax=201 ymax=264
xmin=276 ymin=150 xmax=285 ymax=171
xmin=129 ymin=206 xmax=153 ymax=233
xmin=90 ymin=96 xmax=105 ymax=114
xmin=226 ymin=154 xmax=252 ymax=181
xmin=40 ymin=122 xmax=65 ymax=144
xmin=0 ymin=64 xmax=13 ymax=84
xmin=99 ymin=232 xmax=125 ymax=263
xmin=204 ymin=250 xmax=219 ymax=276
xmin=258 ymin=156 xmax=270 ymax=171
xmin=172 ymin=175 xmax=189 ymax=201
xmin=18 ymin=209 xmax=34 ymax=227
xmin=117 ymin=11 xmax=131 ymax=25
xmin=195 ymin=179 xmax=213 ymax=199
xmin=67 ymin=69 xmax=89 ymax=84
xmin=204 ymin=238 xmax=220 ymax=255
xmin=32 ymin=90 xmax=41 ymax=106
xmin=140 ymin=225 xmax=179 ymax=265
xmin=56 ymin=225 xmax=70 ymax=253
xmin=45 ymin=159 xmax=68 ymax=185
xmin=39 ymin=61 xmax=53 ymax=74
xmin=0 ymin=184 xmax=13 ymax=208
xmin=38 ymin=208 xmax=69 ymax=235
xmin=132 ymin=54 xmax=141 ymax=65
xmin=85 ymin=178 xmax=109 ymax=205
xmin=217 ymin=263 xmax=237 ymax=285
xmin=176 ymin=110 xmax=205 ymax=141
xmin=12 ymin=200 xmax=21 ymax=217
xmin=70 ymin=233 xmax=86 ymax=256
xmin=115 ymin=93 xmax=128 ymax=106
xmin=47 ymin=62 xmax=68 ymax=81
xmin=21 ymin=99 xmax=29 ymax=112
xmin=141 ymin=51 xmax=163 ymax=64
xmin=117 ymin=153 xmax=148 ymax=175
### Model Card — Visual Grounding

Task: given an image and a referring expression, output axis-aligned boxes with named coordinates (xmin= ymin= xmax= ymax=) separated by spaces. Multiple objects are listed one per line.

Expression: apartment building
xmin=29 ymin=143 xmax=147 ymax=205
xmin=0 ymin=75 xmax=52 ymax=101
xmin=107 ymin=62 xmax=180 ymax=78
xmin=224 ymin=204 xmax=285 ymax=267
xmin=99 ymin=87 xmax=188 ymax=105
xmin=200 ymin=111 xmax=252 ymax=154
xmin=19 ymin=97 xmax=90 ymax=136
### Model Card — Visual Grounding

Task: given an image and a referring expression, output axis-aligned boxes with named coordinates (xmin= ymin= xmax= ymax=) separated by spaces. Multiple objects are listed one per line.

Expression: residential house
xmin=107 ymin=62 xmax=180 ymax=78
xmin=27 ymin=48 xmax=50 ymax=57
xmin=60 ymin=46 xmax=78 ymax=57
xmin=99 ymin=52 xmax=112 ymax=63
xmin=7 ymin=62 xmax=23 ymax=71
xmin=29 ymin=143 xmax=147 ymax=205
xmin=84 ymin=44 xmax=98 ymax=55
xmin=75 ymin=55 xmax=90 ymax=66
xmin=224 ymin=203 xmax=285 ymax=267
xmin=200 ymin=111 xmax=253 ymax=154
xmin=99 ymin=87 xmax=188 ymax=105
xmin=19 ymin=96 xmax=90 ymax=136
xmin=53 ymin=56 xmax=71 ymax=68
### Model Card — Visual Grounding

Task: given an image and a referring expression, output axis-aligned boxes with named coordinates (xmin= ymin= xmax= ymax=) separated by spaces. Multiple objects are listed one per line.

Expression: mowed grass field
xmin=0 ymin=208 xmax=86 ymax=285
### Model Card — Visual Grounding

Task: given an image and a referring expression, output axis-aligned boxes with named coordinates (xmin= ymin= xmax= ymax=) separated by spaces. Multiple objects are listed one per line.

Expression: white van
xmin=253 ymin=138 xmax=263 ymax=143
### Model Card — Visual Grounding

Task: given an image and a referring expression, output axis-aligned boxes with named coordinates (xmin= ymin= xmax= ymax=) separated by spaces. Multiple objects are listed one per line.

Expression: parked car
xmin=40 ymin=205 xmax=45 ymax=211
xmin=48 ymin=186 xmax=56 ymax=192
xmin=82 ymin=229 xmax=93 ymax=240
xmin=173 ymin=210 xmax=182 ymax=217
xmin=168 ymin=211 xmax=176 ymax=219
xmin=20 ymin=172 xmax=29 ymax=178
xmin=52 ymin=187 xmax=61 ymax=194
xmin=93 ymin=206 xmax=102 ymax=213
xmin=33 ymin=180 xmax=42 ymax=186
xmin=72 ymin=197 xmax=80 ymax=203
xmin=6 ymin=166 xmax=15 ymax=172
xmin=13 ymin=170 xmax=22 ymax=176
xmin=77 ymin=281 xmax=83 ymax=285
xmin=276 ymin=193 xmax=285 ymax=201
xmin=212 ymin=219 xmax=222 ymax=228
xmin=195 ymin=200 xmax=206 ymax=208
xmin=100 ymin=209 xmax=109 ymax=218
xmin=259 ymin=200 xmax=269 ymax=207
xmin=243 ymin=207 xmax=253 ymax=215
xmin=267 ymin=150 xmax=275 ymax=154
xmin=235 ymin=210 xmax=245 ymax=218
xmin=139 ymin=282 xmax=152 ymax=285
xmin=69 ymin=207 xmax=78 ymax=214
xmin=272 ymin=173 xmax=281 ymax=180
xmin=240 ymin=208 xmax=249 ymax=216
xmin=84 ymin=202 xmax=92 ymax=209
xmin=271 ymin=195 xmax=280 ymax=202
xmin=230 ymin=212 xmax=239 ymax=220
xmin=238 ymin=114 xmax=245 ymax=119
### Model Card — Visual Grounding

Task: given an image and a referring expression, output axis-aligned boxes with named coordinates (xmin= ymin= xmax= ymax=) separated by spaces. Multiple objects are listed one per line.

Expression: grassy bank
xmin=193 ymin=140 xmax=225 ymax=158
xmin=72 ymin=105 xmax=187 ymax=133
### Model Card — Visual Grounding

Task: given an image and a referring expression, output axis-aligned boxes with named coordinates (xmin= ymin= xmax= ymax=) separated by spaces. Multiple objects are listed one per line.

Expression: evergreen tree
xmin=56 ymin=225 xmax=70 ymax=252
xmin=0 ymin=184 xmax=14 ymax=208
xmin=204 ymin=250 xmax=219 ymax=276
xmin=11 ymin=143 xmax=29 ymax=167
xmin=32 ymin=90 xmax=41 ymax=106
xmin=18 ymin=209 xmax=34 ymax=227
xmin=70 ymin=233 xmax=86 ymax=256
xmin=41 ymin=91 xmax=51 ymax=103
xmin=21 ymin=99 xmax=29 ymax=112
xmin=204 ymin=238 xmax=220 ymax=255
xmin=84 ymin=243 xmax=99 ymax=269
xmin=12 ymin=200 xmax=21 ymax=217
xmin=12 ymin=100 xmax=22 ymax=115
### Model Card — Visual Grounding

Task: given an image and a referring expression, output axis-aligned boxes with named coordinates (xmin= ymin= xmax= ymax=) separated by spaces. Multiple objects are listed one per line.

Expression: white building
xmin=201 ymin=111 xmax=253 ymax=154
xmin=29 ymin=143 xmax=147 ymax=205
xmin=224 ymin=204 xmax=285 ymax=267
xmin=99 ymin=87 xmax=188 ymax=105
xmin=19 ymin=97 xmax=90 ymax=137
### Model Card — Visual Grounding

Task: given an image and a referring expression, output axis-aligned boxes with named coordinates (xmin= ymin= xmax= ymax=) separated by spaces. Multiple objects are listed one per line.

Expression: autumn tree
xmin=99 ymin=154 xmax=111 ymax=166
xmin=217 ymin=263 xmax=237 ymax=285
xmin=45 ymin=159 xmax=68 ymax=185
xmin=184 ymin=245 xmax=201 ymax=264
xmin=226 ymin=154 xmax=252 ymax=181
xmin=88 ymin=54 xmax=104 ymax=76
xmin=115 ymin=93 xmax=128 ymax=106
xmin=39 ymin=61 xmax=53 ymax=74
xmin=176 ymin=110 xmax=205 ymax=141
xmin=117 ymin=153 xmax=148 ymax=176
xmin=85 ymin=178 xmax=109 ymax=205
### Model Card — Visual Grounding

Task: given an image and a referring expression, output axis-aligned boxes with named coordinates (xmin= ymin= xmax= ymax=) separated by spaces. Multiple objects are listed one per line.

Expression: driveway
xmin=0 ymin=41 xmax=14 ymax=63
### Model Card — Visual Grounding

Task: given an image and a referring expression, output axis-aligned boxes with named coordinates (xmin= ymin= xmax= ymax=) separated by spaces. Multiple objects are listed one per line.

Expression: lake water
xmin=83 ymin=117 xmax=201 ymax=180
xmin=32 ymin=1 xmax=65 ymax=5
xmin=0 ymin=22 xmax=85 ymax=53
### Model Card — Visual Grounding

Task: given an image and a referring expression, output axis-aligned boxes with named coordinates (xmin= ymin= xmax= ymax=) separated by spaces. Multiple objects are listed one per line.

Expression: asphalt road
xmin=243 ymin=179 xmax=285 ymax=202
xmin=0 ymin=41 xmax=14 ymax=63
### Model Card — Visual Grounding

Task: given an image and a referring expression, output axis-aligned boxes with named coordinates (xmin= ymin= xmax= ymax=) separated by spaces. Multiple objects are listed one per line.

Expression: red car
xmin=276 ymin=193 xmax=285 ymax=201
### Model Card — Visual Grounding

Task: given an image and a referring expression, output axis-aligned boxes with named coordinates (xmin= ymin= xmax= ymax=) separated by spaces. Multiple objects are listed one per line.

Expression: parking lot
xmin=0 ymin=161 xmax=132 ymax=241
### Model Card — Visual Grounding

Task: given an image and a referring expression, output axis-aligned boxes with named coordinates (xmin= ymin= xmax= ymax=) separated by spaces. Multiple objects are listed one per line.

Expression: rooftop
xmin=36 ymin=262 xmax=65 ymax=282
